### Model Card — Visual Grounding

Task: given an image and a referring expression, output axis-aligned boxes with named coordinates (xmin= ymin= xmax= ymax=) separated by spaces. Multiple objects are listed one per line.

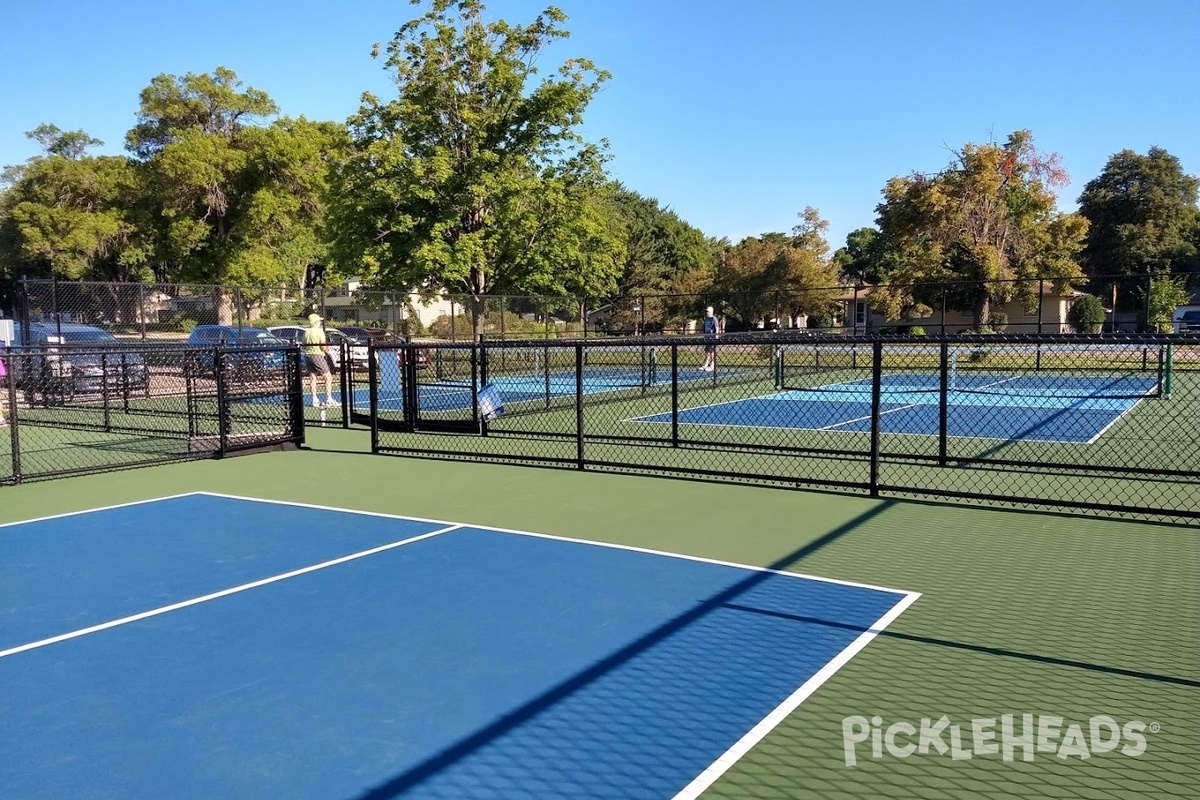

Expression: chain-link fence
xmin=12 ymin=273 xmax=1194 ymax=350
xmin=0 ymin=341 xmax=305 ymax=484
xmin=366 ymin=332 xmax=1200 ymax=521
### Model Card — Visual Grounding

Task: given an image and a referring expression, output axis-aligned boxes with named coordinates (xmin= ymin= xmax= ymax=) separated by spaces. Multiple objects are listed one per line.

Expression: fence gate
xmin=364 ymin=343 xmax=481 ymax=435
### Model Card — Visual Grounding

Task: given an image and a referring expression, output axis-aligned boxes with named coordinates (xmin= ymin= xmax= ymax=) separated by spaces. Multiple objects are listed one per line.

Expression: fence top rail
xmin=391 ymin=331 xmax=1198 ymax=350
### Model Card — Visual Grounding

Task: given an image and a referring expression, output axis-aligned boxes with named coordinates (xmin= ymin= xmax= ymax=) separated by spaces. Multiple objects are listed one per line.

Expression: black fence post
xmin=101 ymin=353 xmax=112 ymax=432
xmin=869 ymin=339 xmax=883 ymax=496
xmin=215 ymin=348 xmax=230 ymax=457
xmin=479 ymin=336 xmax=489 ymax=437
xmin=575 ymin=343 xmax=585 ymax=469
xmin=52 ymin=276 xmax=61 ymax=339
xmin=6 ymin=353 xmax=21 ymax=484
xmin=290 ymin=348 xmax=306 ymax=444
xmin=369 ymin=340 xmax=380 ymax=451
xmin=471 ymin=341 xmax=480 ymax=431
xmin=938 ymin=340 xmax=949 ymax=467
xmin=671 ymin=343 xmax=679 ymax=448
xmin=544 ymin=340 xmax=552 ymax=409
xmin=339 ymin=340 xmax=350 ymax=429
xmin=139 ymin=284 xmax=148 ymax=341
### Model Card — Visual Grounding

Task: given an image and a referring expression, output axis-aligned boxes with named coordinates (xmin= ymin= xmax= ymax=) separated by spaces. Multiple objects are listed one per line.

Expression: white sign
xmin=0 ymin=319 xmax=13 ymax=346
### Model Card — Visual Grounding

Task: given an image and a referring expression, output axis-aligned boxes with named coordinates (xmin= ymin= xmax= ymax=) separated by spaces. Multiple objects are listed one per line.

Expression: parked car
xmin=336 ymin=326 xmax=432 ymax=369
xmin=7 ymin=322 xmax=149 ymax=400
xmin=1172 ymin=308 xmax=1200 ymax=334
xmin=267 ymin=325 xmax=370 ymax=369
xmin=185 ymin=325 xmax=289 ymax=380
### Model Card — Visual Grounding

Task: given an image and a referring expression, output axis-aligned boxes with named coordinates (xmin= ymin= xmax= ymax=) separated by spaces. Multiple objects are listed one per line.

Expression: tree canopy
xmin=0 ymin=126 xmax=150 ymax=282
xmin=1076 ymin=147 xmax=1200 ymax=311
xmin=328 ymin=0 xmax=619 ymax=335
xmin=870 ymin=130 xmax=1088 ymax=329
xmin=126 ymin=68 xmax=338 ymax=320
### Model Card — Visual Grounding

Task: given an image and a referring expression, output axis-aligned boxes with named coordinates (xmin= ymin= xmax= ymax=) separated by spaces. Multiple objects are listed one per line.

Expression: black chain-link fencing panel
xmin=369 ymin=333 xmax=1200 ymax=521
xmin=18 ymin=279 xmax=325 ymax=342
xmin=1 ymin=343 xmax=303 ymax=483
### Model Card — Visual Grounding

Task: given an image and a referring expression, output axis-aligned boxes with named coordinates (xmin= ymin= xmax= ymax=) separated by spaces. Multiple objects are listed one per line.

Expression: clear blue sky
xmin=3 ymin=0 xmax=1198 ymax=250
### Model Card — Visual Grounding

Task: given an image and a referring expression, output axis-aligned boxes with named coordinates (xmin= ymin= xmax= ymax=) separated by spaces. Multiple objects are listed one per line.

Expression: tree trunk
xmin=973 ymin=289 xmax=991 ymax=331
xmin=469 ymin=266 xmax=488 ymax=341
xmin=213 ymin=286 xmax=234 ymax=326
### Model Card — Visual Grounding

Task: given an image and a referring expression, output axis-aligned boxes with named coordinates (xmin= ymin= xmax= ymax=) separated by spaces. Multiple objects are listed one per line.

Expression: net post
xmin=868 ymin=340 xmax=883 ymax=496
xmin=938 ymin=339 xmax=949 ymax=467
xmin=575 ymin=344 xmax=585 ymax=469
xmin=773 ymin=345 xmax=783 ymax=390
xmin=671 ymin=343 xmax=680 ymax=448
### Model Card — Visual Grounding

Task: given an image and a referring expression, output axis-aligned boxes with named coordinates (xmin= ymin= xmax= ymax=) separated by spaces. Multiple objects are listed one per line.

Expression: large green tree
xmin=328 ymin=0 xmax=619 ymax=337
xmin=1076 ymin=147 xmax=1200 ymax=315
xmin=832 ymin=226 xmax=884 ymax=285
xmin=0 ymin=125 xmax=150 ymax=283
xmin=128 ymin=67 xmax=337 ymax=322
xmin=872 ymin=130 xmax=1087 ymax=328
xmin=602 ymin=184 xmax=715 ymax=330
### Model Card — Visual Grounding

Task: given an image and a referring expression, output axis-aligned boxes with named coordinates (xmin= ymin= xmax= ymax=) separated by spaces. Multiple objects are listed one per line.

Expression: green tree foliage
xmin=1076 ymin=147 xmax=1200 ymax=315
xmin=128 ymin=67 xmax=337 ymax=322
xmin=329 ymin=0 xmax=619 ymax=337
xmin=0 ymin=126 xmax=151 ymax=282
xmin=832 ymin=227 xmax=884 ymax=285
xmin=1067 ymin=293 xmax=1106 ymax=333
xmin=1141 ymin=276 xmax=1190 ymax=332
xmin=872 ymin=130 xmax=1088 ymax=328
xmin=711 ymin=208 xmax=839 ymax=329
xmin=601 ymin=184 xmax=715 ymax=329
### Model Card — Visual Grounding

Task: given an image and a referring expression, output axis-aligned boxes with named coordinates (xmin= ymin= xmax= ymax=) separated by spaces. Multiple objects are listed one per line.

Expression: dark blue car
xmin=185 ymin=325 xmax=289 ymax=380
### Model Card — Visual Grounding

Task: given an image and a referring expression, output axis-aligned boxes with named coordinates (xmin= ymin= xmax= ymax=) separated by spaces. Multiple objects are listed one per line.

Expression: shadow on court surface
xmin=352 ymin=502 xmax=898 ymax=800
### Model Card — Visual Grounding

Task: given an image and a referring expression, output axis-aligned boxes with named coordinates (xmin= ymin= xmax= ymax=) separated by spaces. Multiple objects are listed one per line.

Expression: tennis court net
xmin=776 ymin=341 xmax=1168 ymax=401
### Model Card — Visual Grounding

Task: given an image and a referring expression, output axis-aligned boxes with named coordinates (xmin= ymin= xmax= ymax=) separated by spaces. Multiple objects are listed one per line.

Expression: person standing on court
xmin=702 ymin=306 xmax=719 ymax=371
xmin=303 ymin=313 xmax=334 ymax=408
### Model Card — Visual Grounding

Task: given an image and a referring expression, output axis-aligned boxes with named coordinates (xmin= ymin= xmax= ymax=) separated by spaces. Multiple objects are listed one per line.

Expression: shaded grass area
xmin=1 ymin=427 xmax=1195 ymax=798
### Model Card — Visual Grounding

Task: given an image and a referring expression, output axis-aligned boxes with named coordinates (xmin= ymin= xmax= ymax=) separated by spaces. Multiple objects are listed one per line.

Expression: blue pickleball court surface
xmin=0 ymin=493 xmax=916 ymax=800
xmin=634 ymin=373 xmax=1158 ymax=443
xmin=291 ymin=352 xmax=741 ymax=414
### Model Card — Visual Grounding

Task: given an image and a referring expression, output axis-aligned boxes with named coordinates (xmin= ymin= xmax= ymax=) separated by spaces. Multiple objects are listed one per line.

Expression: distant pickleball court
xmin=634 ymin=343 xmax=1163 ymax=443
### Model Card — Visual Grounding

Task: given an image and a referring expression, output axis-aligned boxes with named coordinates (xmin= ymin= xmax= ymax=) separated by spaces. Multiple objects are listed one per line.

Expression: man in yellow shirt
xmin=303 ymin=313 xmax=333 ymax=408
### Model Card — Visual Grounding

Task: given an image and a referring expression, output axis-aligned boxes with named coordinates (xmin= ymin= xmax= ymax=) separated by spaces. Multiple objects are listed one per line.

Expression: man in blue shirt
xmin=702 ymin=306 xmax=719 ymax=371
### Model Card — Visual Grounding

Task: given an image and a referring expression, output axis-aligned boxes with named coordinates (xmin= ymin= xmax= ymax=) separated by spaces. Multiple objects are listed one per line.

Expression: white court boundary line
xmin=673 ymin=591 xmax=921 ymax=800
xmin=4 ymin=492 xmax=922 ymax=795
xmin=194 ymin=492 xmax=918 ymax=596
xmin=0 ymin=519 xmax=461 ymax=659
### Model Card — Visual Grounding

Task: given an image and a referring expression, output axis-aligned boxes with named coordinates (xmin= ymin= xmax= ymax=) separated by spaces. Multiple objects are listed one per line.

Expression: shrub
xmin=1067 ymin=294 xmax=1106 ymax=333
